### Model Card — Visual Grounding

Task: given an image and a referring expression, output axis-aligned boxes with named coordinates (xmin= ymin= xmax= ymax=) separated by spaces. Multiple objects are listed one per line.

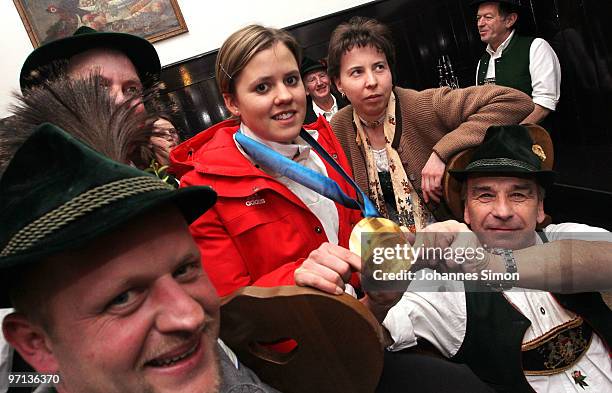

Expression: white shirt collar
xmin=486 ymin=29 xmax=515 ymax=57
xmin=236 ymin=123 xmax=315 ymax=166
xmin=312 ymin=94 xmax=338 ymax=121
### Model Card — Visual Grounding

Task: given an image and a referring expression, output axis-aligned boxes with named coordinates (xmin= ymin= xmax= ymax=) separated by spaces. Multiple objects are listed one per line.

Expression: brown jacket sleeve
xmin=428 ymin=85 xmax=534 ymax=161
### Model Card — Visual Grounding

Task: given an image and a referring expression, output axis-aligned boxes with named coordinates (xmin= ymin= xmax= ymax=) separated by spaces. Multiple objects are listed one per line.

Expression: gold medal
xmin=349 ymin=217 xmax=415 ymax=275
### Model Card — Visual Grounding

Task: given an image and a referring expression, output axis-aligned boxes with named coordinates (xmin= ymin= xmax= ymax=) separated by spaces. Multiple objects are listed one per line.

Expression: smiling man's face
xmin=476 ymin=2 xmax=517 ymax=51
xmin=4 ymin=208 xmax=221 ymax=393
xmin=464 ymin=176 xmax=545 ymax=250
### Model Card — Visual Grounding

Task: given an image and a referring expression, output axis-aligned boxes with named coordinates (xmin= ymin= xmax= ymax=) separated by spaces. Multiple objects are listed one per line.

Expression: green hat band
xmin=1 ymin=176 xmax=172 ymax=258
xmin=464 ymin=157 xmax=538 ymax=172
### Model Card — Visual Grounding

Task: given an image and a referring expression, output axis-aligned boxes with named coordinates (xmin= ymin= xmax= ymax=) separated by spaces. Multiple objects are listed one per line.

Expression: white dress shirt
xmin=234 ymin=124 xmax=339 ymax=245
xmin=312 ymin=94 xmax=339 ymax=122
xmin=476 ymin=30 xmax=561 ymax=111
xmin=384 ymin=223 xmax=612 ymax=393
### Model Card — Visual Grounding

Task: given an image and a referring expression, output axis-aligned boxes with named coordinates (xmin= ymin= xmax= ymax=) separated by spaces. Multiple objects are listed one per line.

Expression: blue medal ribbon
xmin=235 ymin=129 xmax=379 ymax=218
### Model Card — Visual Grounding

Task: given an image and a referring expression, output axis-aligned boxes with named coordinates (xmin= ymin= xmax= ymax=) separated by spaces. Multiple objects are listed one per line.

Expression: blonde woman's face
xmin=334 ymin=45 xmax=392 ymax=122
xmin=223 ymin=42 xmax=306 ymax=143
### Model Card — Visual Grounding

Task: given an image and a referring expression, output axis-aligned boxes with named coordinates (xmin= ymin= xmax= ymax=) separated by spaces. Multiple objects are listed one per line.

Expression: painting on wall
xmin=13 ymin=0 xmax=188 ymax=47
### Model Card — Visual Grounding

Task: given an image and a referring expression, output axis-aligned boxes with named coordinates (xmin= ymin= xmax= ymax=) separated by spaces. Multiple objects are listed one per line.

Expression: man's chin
xmin=478 ymin=231 xmax=534 ymax=250
xmin=314 ymin=90 xmax=330 ymax=100
xmin=143 ymin=336 xmax=220 ymax=393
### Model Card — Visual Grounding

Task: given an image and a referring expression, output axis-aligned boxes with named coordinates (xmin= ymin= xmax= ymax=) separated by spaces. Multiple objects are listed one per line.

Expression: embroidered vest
xmin=452 ymin=287 xmax=612 ymax=393
xmin=477 ymin=34 xmax=535 ymax=97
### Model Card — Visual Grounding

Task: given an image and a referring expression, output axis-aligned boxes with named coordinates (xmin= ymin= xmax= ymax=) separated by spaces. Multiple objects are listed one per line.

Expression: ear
xmin=463 ymin=203 xmax=471 ymax=226
xmin=536 ymin=198 xmax=545 ymax=225
xmin=222 ymin=93 xmax=240 ymax=117
xmin=2 ymin=313 xmax=60 ymax=373
xmin=333 ymin=77 xmax=343 ymax=95
xmin=504 ymin=13 xmax=518 ymax=29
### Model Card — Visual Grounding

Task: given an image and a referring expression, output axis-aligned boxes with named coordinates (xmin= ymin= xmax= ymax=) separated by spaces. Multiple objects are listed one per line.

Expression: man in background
xmin=20 ymin=26 xmax=160 ymax=103
xmin=301 ymin=56 xmax=348 ymax=123
xmin=473 ymin=0 xmax=561 ymax=125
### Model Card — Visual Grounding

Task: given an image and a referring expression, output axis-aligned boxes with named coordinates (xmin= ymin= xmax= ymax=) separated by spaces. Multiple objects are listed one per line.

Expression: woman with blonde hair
xmin=328 ymin=17 xmax=534 ymax=231
xmin=170 ymin=25 xmax=362 ymax=298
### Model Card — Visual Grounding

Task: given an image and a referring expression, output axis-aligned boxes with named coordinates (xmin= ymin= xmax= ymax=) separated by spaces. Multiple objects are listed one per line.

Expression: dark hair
xmin=137 ymin=115 xmax=182 ymax=169
xmin=498 ymin=3 xmax=520 ymax=19
xmin=327 ymin=16 xmax=396 ymax=81
xmin=8 ymin=263 xmax=53 ymax=331
xmin=0 ymin=116 xmax=28 ymax=179
xmin=156 ymin=113 xmax=184 ymax=142
xmin=216 ymin=25 xmax=301 ymax=95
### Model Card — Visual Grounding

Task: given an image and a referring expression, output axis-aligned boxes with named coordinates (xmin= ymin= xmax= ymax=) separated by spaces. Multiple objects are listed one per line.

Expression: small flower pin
xmin=572 ymin=370 xmax=588 ymax=389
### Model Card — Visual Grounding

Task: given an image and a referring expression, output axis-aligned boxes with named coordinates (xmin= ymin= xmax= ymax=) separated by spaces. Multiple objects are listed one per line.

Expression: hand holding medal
xmin=237 ymin=129 xmax=414 ymax=318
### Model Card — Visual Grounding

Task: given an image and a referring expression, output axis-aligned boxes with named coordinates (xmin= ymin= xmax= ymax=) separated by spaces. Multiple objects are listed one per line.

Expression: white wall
xmin=0 ymin=1 xmax=36 ymax=118
xmin=0 ymin=0 xmax=371 ymax=118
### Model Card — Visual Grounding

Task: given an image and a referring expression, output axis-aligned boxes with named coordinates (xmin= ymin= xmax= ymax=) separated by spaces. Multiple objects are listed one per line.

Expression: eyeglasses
xmin=305 ymin=72 xmax=329 ymax=85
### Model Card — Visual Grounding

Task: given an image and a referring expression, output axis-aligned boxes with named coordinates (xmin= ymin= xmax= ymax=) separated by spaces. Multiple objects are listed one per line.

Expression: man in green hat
xmin=472 ymin=0 xmax=561 ymax=125
xmin=0 ymin=123 xmax=280 ymax=393
xmin=380 ymin=124 xmax=612 ymax=392
xmin=15 ymin=26 xmax=170 ymax=174
xmin=297 ymin=124 xmax=612 ymax=391
xmin=20 ymin=26 xmax=161 ymax=105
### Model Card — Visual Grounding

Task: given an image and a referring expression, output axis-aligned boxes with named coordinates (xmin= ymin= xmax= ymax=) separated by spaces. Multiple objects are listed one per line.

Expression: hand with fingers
xmin=421 ymin=152 xmax=445 ymax=204
xmin=295 ymin=242 xmax=406 ymax=323
xmin=414 ymin=220 xmax=492 ymax=274
xmin=294 ymin=242 xmax=361 ymax=295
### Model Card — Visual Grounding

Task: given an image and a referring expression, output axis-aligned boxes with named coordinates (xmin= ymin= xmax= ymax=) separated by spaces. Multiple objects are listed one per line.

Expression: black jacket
xmin=304 ymin=91 xmax=349 ymax=124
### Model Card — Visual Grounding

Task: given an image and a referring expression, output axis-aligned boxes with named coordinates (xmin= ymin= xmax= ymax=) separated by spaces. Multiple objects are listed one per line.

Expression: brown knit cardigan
xmin=330 ymin=85 xmax=534 ymax=219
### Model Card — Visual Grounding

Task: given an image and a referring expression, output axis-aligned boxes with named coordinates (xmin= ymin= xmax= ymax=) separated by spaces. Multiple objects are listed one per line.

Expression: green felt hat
xmin=449 ymin=124 xmax=555 ymax=182
xmin=20 ymin=26 xmax=161 ymax=91
xmin=444 ymin=124 xmax=556 ymax=220
xmin=0 ymin=123 xmax=216 ymax=305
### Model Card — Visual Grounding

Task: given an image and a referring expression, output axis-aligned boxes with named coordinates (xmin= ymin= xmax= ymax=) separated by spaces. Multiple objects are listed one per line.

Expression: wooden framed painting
xmin=13 ymin=0 xmax=188 ymax=47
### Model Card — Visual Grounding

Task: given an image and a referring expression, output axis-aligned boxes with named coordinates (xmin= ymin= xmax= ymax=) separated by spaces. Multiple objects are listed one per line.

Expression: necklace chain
xmin=358 ymin=114 xmax=386 ymax=128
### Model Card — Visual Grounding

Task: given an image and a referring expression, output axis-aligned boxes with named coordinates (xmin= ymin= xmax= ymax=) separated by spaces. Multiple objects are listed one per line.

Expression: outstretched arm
xmin=418 ymin=220 xmax=612 ymax=293
xmin=521 ymin=103 xmax=551 ymax=125
xmin=490 ymin=240 xmax=612 ymax=293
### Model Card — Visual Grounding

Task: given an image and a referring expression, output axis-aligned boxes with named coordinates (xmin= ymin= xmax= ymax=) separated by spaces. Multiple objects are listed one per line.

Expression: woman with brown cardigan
xmin=328 ymin=17 xmax=534 ymax=231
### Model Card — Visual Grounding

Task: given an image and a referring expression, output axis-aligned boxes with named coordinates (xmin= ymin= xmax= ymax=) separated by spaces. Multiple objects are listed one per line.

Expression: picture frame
xmin=13 ymin=0 xmax=188 ymax=47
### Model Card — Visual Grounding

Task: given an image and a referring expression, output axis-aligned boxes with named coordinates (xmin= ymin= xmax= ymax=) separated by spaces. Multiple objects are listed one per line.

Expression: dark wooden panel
xmin=546 ymin=184 xmax=612 ymax=231
xmin=541 ymin=0 xmax=612 ymax=194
